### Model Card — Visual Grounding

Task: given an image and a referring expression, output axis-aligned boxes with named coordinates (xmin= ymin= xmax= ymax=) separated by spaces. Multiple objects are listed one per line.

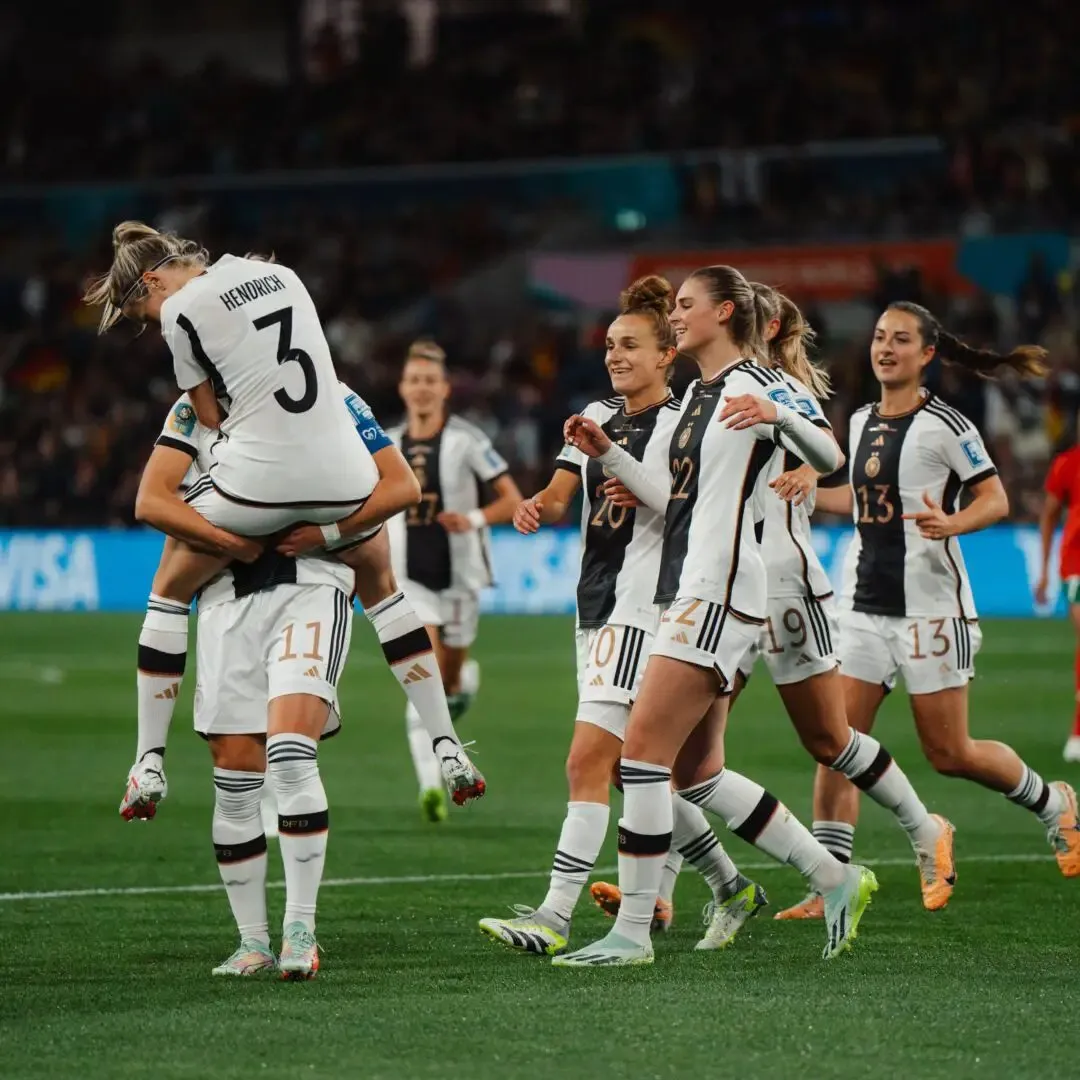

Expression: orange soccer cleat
xmin=1050 ymin=781 xmax=1080 ymax=878
xmin=917 ymin=814 xmax=957 ymax=911
xmin=772 ymin=892 xmax=824 ymax=920
xmin=589 ymin=881 xmax=674 ymax=933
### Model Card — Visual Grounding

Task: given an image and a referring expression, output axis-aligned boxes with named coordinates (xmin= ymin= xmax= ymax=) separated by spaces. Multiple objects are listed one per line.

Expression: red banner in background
xmin=630 ymin=240 xmax=973 ymax=301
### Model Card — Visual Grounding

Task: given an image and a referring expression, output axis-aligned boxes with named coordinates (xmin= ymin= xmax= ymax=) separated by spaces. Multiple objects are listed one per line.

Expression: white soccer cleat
xmin=695 ymin=875 xmax=769 ymax=951
xmin=479 ymin=905 xmax=569 ymax=956
xmin=1063 ymin=736 xmax=1080 ymax=763
xmin=550 ymin=930 xmax=653 ymax=967
xmin=278 ymin=921 xmax=320 ymax=981
xmin=212 ymin=939 xmax=277 ymax=977
xmin=119 ymin=754 xmax=168 ymax=821
xmin=434 ymin=737 xmax=486 ymax=806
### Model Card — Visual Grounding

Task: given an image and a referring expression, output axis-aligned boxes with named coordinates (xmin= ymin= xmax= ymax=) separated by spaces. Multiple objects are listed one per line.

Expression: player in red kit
xmin=1035 ymin=443 xmax=1080 ymax=762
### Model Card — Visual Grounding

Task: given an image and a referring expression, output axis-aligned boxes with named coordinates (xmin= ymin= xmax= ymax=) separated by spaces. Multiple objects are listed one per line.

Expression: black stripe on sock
xmin=679 ymin=831 xmax=719 ymax=862
xmin=279 ymin=809 xmax=329 ymax=835
xmin=1031 ymin=779 xmax=1050 ymax=814
xmin=381 ymin=626 xmax=433 ymax=666
xmin=214 ymin=834 xmax=268 ymax=864
xmin=137 ymin=644 xmax=186 ymax=677
xmin=617 ymin=824 xmax=672 ymax=857
xmin=852 ymin=747 xmax=894 ymax=792
xmin=733 ymin=792 xmax=780 ymax=844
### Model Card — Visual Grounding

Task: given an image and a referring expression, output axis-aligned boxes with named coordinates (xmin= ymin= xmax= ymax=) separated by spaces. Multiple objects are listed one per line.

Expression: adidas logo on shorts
xmin=590 ymin=675 xmax=604 ymax=686
xmin=303 ymin=665 xmax=319 ymax=678
xmin=672 ymin=631 xmax=690 ymax=645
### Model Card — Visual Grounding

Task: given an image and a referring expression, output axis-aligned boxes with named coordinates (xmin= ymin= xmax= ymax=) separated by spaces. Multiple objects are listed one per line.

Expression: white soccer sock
xmin=267 ymin=734 xmax=328 ymax=934
xmin=367 ymin=592 xmax=461 ymax=780
xmin=405 ymin=703 xmax=444 ymax=792
xmin=812 ymin=820 xmax=855 ymax=864
xmin=611 ymin=760 xmax=673 ymax=947
xmin=539 ymin=801 xmax=610 ymax=925
xmin=135 ymin=595 xmax=190 ymax=761
xmin=672 ymin=793 xmax=740 ymax=899
xmin=212 ymin=768 xmax=269 ymax=947
xmin=1007 ymin=764 xmax=1064 ymax=829
xmin=680 ymin=769 xmax=845 ymax=895
xmin=658 ymin=850 xmax=683 ymax=906
xmin=461 ymin=659 xmax=481 ymax=697
xmin=829 ymin=729 xmax=938 ymax=850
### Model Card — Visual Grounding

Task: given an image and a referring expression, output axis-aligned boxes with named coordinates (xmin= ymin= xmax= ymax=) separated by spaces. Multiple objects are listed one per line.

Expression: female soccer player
xmin=1034 ymin=439 xmax=1080 ymax=761
xmin=478 ymin=277 xmax=764 ymax=957
xmin=802 ymin=301 xmax=1080 ymax=892
xmin=553 ymin=266 xmax=875 ymax=968
xmin=121 ymin=385 xmax=485 ymax=823
xmin=592 ymin=283 xmax=954 ymax=925
xmin=385 ymin=340 xmax=523 ymax=821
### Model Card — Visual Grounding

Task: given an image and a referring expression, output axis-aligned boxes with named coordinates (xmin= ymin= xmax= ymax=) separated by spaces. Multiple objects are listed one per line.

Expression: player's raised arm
xmin=134 ymin=445 xmax=261 ymax=561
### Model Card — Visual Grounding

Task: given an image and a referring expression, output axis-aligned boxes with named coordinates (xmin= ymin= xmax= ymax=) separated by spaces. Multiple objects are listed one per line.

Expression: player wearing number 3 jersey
xmin=85 ymin=221 xmax=377 ymax=535
xmin=810 ymin=301 xmax=1080 ymax=886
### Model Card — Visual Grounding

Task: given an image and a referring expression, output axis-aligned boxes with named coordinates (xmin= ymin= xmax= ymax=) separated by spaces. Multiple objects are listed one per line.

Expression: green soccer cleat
xmin=479 ymin=905 xmax=569 ymax=956
xmin=822 ymin=864 xmax=878 ymax=960
xmin=420 ymin=787 xmax=448 ymax=823
xmin=695 ymin=875 xmax=769 ymax=951
xmin=550 ymin=930 xmax=653 ymax=968
xmin=211 ymin=939 xmax=277 ymax=977
xmin=278 ymin=921 xmax=319 ymax=981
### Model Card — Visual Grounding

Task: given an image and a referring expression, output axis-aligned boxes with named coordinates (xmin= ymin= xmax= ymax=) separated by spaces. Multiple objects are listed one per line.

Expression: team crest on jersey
xmin=169 ymin=403 xmax=196 ymax=437
xmin=865 ymin=455 xmax=881 ymax=478
xmin=960 ymin=435 xmax=987 ymax=469
xmin=678 ymin=426 xmax=692 ymax=448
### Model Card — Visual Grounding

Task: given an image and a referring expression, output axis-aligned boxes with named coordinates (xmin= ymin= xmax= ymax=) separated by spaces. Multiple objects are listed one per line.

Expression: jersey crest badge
xmin=960 ymin=435 xmax=987 ymax=469
xmin=169 ymin=403 xmax=196 ymax=437
xmin=865 ymin=455 xmax=881 ymax=478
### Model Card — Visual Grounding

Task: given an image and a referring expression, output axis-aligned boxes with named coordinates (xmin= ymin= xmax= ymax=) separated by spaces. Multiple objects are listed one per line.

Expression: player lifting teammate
xmin=1035 ymin=436 xmax=1080 ymax=761
xmin=554 ymin=265 xmax=875 ymax=967
xmin=478 ymin=277 xmax=762 ymax=957
xmin=386 ymin=340 xmax=522 ymax=821
xmin=802 ymin=301 xmax=1080 ymax=901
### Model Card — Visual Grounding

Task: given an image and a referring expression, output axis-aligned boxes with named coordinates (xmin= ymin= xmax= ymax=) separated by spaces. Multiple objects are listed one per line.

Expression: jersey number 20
xmin=254 ymin=306 xmax=318 ymax=414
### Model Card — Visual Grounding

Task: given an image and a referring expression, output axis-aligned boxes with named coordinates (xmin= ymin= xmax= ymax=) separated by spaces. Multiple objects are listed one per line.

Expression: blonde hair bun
xmin=111 ymin=220 xmax=161 ymax=251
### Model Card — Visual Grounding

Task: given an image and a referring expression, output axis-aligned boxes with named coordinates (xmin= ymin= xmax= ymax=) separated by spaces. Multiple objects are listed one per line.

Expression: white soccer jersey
xmin=160 ymin=254 xmax=372 ymax=508
xmin=656 ymin=359 xmax=804 ymax=620
xmin=754 ymin=372 xmax=834 ymax=600
xmin=154 ymin=387 xmax=364 ymax=611
xmin=386 ymin=416 xmax=510 ymax=593
xmin=838 ymin=392 xmax=997 ymax=618
xmin=556 ymin=394 xmax=683 ymax=633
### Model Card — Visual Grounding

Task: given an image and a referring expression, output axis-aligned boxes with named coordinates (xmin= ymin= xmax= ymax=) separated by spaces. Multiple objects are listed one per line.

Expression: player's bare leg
xmin=123 ymin=539 xmax=229 ymax=821
xmin=267 ymin=694 xmax=333 ymax=981
xmin=341 ymin=531 xmax=484 ymax=817
xmin=208 ymin=733 xmax=275 ymax=976
xmin=780 ymin=670 xmax=953 ymax=912
xmin=1066 ymin=602 xmax=1080 ymax=762
xmin=911 ymin=687 xmax=1080 ymax=877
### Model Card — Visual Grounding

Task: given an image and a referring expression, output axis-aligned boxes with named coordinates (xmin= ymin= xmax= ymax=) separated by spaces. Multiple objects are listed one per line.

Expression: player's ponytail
xmin=775 ymin=293 xmax=831 ymax=398
xmin=619 ymin=274 xmax=677 ymax=351
xmin=750 ymin=282 xmax=780 ymax=364
xmin=887 ymin=301 xmax=1048 ymax=379
xmin=83 ymin=220 xmax=209 ymax=334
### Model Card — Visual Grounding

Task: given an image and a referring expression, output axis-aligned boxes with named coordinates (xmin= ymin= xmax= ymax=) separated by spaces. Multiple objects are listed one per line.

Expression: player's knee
xmin=801 ymin=727 xmax=849 ymax=766
xmin=565 ymin=740 xmax=616 ymax=793
xmin=920 ymin=739 xmax=970 ymax=778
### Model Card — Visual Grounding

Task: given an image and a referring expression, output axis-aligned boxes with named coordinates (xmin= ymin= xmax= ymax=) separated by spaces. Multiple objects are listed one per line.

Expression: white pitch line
xmin=0 ymin=851 xmax=1055 ymax=904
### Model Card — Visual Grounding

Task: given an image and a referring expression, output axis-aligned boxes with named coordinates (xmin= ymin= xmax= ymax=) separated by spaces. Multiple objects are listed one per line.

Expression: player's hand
xmin=514 ymin=497 xmax=543 ymax=534
xmin=1034 ymin=574 xmax=1050 ymax=606
xmin=770 ymin=464 xmax=818 ymax=506
xmin=719 ymin=394 xmax=778 ymax=430
xmin=221 ymin=532 xmax=264 ymax=563
xmin=564 ymin=415 xmax=612 ymax=458
xmin=276 ymin=525 xmax=324 ymax=557
xmin=902 ymin=491 xmax=954 ymax=540
xmin=437 ymin=511 xmax=472 ymax=533
xmin=602 ymin=478 xmax=641 ymax=508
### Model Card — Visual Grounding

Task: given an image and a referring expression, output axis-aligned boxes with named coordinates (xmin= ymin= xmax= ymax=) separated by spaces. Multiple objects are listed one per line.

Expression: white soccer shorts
xmin=737 ymin=594 xmax=839 ymax=686
xmin=650 ymin=597 xmax=760 ymax=691
xmin=836 ymin=610 xmax=981 ymax=696
xmin=183 ymin=471 xmax=374 ymax=537
xmin=194 ymin=583 xmax=353 ymax=738
xmin=574 ymin=623 xmax=653 ymax=739
xmin=400 ymin=579 xmax=480 ymax=649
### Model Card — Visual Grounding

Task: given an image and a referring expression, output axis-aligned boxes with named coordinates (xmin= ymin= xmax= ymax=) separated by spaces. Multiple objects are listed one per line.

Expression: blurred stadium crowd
xmin=1 ymin=0 xmax=1078 ymax=527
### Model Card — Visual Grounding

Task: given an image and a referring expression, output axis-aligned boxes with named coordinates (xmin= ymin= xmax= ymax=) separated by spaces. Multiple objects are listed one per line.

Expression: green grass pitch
xmin=1 ymin=613 xmax=1078 ymax=1079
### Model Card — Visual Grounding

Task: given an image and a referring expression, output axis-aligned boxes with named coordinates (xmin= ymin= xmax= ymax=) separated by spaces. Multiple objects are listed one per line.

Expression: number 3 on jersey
xmin=253 ymin=306 xmax=318 ymax=414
